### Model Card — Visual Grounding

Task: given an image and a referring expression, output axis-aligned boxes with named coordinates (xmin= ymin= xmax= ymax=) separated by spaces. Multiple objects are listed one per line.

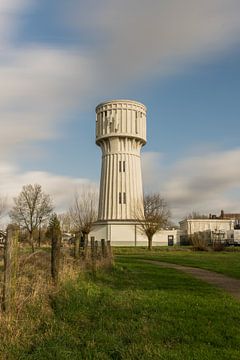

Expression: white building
xmin=179 ymin=214 xmax=240 ymax=243
xmin=90 ymin=99 xmax=179 ymax=246
xmin=179 ymin=218 xmax=235 ymax=235
xmin=91 ymin=220 xmax=181 ymax=246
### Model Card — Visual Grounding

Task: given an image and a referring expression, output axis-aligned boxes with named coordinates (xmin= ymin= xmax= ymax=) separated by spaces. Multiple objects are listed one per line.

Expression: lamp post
xmin=38 ymin=216 xmax=42 ymax=247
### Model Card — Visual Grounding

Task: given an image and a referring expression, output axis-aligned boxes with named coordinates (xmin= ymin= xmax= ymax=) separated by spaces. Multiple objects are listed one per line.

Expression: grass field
xmin=114 ymin=247 xmax=240 ymax=279
xmin=2 ymin=250 xmax=240 ymax=360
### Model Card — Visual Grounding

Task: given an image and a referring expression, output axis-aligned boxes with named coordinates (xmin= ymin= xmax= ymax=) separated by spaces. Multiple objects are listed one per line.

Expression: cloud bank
xmin=2 ymin=146 xmax=240 ymax=224
xmin=67 ymin=0 xmax=240 ymax=81
xmin=0 ymin=162 xmax=98 ymax=215
xmin=142 ymin=148 xmax=240 ymax=221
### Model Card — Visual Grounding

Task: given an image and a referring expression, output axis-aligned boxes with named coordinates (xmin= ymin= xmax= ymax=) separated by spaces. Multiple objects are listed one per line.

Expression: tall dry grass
xmin=0 ymin=243 xmax=113 ymax=358
xmin=0 ymin=250 xmax=53 ymax=357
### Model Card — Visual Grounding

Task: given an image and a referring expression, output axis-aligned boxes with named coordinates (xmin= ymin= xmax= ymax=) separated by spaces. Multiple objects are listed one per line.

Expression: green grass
xmin=114 ymin=247 xmax=240 ymax=279
xmin=5 ymin=256 xmax=240 ymax=360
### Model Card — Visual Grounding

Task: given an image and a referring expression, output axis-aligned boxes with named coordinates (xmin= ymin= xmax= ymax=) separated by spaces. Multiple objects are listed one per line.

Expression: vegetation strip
xmin=141 ymin=259 xmax=240 ymax=300
xmin=1 ymin=257 xmax=240 ymax=359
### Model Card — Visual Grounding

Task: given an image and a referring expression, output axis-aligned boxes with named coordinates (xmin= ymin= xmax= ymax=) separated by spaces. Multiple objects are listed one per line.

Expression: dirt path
xmin=142 ymin=260 xmax=240 ymax=300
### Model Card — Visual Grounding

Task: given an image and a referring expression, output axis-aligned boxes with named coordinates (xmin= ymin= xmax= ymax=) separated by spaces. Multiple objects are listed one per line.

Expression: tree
xmin=58 ymin=212 xmax=74 ymax=234
xmin=0 ymin=195 xmax=8 ymax=220
xmin=9 ymin=184 xmax=53 ymax=252
xmin=135 ymin=193 xmax=171 ymax=251
xmin=69 ymin=187 xmax=98 ymax=237
xmin=186 ymin=211 xmax=208 ymax=219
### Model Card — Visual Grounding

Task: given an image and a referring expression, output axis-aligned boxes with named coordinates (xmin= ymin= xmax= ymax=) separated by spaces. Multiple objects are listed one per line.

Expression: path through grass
xmin=114 ymin=247 xmax=240 ymax=279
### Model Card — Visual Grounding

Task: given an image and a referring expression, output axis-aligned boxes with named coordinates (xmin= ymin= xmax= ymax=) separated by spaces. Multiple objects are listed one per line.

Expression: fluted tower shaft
xmin=96 ymin=100 xmax=147 ymax=221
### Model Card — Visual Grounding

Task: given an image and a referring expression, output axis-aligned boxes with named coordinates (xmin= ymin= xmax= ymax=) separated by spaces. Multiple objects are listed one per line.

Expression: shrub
xmin=190 ymin=233 xmax=208 ymax=251
xmin=212 ymin=241 xmax=225 ymax=252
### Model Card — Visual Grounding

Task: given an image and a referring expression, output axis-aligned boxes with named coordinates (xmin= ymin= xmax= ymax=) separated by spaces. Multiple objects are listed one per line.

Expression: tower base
xmin=90 ymin=220 xmax=180 ymax=247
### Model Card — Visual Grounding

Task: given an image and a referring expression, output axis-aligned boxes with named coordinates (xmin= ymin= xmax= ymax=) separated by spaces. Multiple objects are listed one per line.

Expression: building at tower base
xmin=90 ymin=220 xmax=181 ymax=246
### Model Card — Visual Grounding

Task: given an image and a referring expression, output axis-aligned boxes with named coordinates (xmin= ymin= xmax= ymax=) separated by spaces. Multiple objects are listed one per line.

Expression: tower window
xmin=105 ymin=111 xmax=107 ymax=118
xmin=135 ymin=111 xmax=138 ymax=133
xmin=123 ymin=192 xmax=126 ymax=204
xmin=119 ymin=192 xmax=122 ymax=204
xmin=119 ymin=161 xmax=125 ymax=172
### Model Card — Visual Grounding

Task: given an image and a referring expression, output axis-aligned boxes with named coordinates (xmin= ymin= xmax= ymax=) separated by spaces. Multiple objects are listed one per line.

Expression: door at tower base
xmin=89 ymin=221 xmax=181 ymax=246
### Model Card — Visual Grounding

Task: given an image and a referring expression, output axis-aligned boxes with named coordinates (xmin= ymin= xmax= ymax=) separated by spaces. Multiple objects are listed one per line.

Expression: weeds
xmin=0 ymin=241 xmax=113 ymax=359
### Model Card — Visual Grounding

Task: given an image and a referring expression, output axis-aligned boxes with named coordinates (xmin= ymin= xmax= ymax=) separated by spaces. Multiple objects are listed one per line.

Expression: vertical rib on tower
xmin=96 ymin=100 xmax=147 ymax=221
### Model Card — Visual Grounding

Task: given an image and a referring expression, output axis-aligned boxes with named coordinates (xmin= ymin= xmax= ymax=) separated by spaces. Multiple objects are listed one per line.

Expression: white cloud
xmin=142 ymin=148 xmax=240 ymax=221
xmin=0 ymin=46 xmax=95 ymax=157
xmin=0 ymin=162 xmax=98 ymax=215
xmin=67 ymin=0 xmax=240 ymax=82
xmin=0 ymin=1 xmax=96 ymax=159
xmin=0 ymin=0 xmax=32 ymax=47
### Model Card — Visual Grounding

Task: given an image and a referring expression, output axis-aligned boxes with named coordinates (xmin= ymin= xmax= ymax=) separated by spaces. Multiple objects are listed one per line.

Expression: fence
xmin=0 ymin=228 xmax=113 ymax=314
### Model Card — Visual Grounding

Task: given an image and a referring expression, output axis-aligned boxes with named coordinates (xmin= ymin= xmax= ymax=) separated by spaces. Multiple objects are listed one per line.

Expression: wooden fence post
xmin=101 ymin=239 xmax=107 ymax=258
xmin=51 ymin=226 xmax=61 ymax=286
xmin=106 ymin=240 xmax=113 ymax=265
xmin=94 ymin=241 xmax=99 ymax=259
xmin=74 ymin=234 xmax=80 ymax=259
xmin=1 ymin=225 xmax=19 ymax=313
xmin=90 ymin=236 xmax=95 ymax=258
xmin=83 ymin=234 xmax=89 ymax=260
xmin=90 ymin=237 xmax=96 ymax=276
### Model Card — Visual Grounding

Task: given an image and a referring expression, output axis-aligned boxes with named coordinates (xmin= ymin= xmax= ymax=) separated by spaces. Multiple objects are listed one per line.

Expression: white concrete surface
xmin=90 ymin=221 xmax=181 ymax=246
xmin=179 ymin=218 xmax=235 ymax=236
xmin=96 ymin=100 xmax=146 ymax=221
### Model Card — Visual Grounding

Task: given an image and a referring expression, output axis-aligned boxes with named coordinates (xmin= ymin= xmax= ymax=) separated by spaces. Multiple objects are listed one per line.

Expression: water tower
xmin=95 ymin=99 xmax=147 ymax=223
xmin=91 ymin=100 xmax=180 ymax=246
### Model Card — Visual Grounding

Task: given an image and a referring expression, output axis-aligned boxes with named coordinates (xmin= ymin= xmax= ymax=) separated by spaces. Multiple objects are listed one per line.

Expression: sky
xmin=0 ymin=0 xmax=240 ymax=223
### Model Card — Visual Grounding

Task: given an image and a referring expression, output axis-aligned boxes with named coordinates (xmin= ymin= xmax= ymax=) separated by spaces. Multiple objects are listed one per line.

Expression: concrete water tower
xmin=95 ymin=99 xmax=147 ymax=223
xmin=91 ymin=100 xmax=180 ymax=246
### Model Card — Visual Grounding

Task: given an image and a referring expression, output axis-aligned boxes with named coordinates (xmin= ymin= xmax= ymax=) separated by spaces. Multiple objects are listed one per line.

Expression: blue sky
xmin=0 ymin=0 xmax=240 ymax=222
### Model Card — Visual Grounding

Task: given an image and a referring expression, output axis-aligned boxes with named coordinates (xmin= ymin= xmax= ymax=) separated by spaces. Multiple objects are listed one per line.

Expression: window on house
xmin=119 ymin=161 xmax=122 ymax=172
xmin=123 ymin=161 xmax=126 ymax=172
xmin=105 ymin=111 xmax=107 ymax=117
xmin=119 ymin=192 xmax=122 ymax=204
xmin=123 ymin=192 xmax=126 ymax=204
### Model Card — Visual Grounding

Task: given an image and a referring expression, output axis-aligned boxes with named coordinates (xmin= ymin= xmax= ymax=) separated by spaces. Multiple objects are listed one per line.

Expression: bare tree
xmin=0 ymin=195 xmax=8 ymax=220
xmin=69 ymin=187 xmax=98 ymax=237
xmin=9 ymin=184 xmax=53 ymax=252
xmin=58 ymin=212 xmax=73 ymax=233
xmin=135 ymin=193 xmax=171 ymax=251
xmin=186 ymin=211 xmax=208 ymax=219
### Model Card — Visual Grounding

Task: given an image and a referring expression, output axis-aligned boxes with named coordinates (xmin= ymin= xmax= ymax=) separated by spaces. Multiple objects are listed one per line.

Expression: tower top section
xmin=95 ymin=99 xmax=147 ymax=145
xmin=96 ymin=99 xmax=146 ymax=112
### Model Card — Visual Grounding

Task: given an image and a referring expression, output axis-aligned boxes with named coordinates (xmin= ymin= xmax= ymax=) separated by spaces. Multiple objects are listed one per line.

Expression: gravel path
xmin=142 ymin=260 xmax=240 ymax=300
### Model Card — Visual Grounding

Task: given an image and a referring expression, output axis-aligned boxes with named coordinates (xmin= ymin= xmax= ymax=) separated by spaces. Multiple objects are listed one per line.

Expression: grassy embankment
xmin=1 ymin=249 xmax=240 ymax=360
